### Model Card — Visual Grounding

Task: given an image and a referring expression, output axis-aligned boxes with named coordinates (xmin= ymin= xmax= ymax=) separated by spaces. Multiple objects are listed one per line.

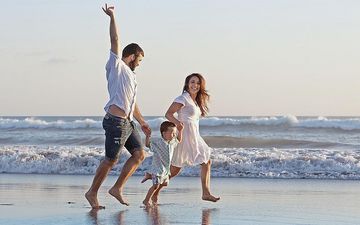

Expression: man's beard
xmin=129 ymin=60 xmax=136 ymax=71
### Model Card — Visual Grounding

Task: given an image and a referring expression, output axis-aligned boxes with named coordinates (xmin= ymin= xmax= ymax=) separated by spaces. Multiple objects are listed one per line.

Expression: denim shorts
xmin=102 ymin=113 xmax=143 ymax=160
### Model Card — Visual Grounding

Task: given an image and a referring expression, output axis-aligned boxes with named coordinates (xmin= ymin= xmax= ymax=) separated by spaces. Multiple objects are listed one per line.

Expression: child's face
xmin=162 ymin=127 xmax=177 ymax=141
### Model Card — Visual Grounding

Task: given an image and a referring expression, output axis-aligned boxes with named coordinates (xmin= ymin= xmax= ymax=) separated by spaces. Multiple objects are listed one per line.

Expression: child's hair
xmin=160 ymin=121 xmax=176 ymax=134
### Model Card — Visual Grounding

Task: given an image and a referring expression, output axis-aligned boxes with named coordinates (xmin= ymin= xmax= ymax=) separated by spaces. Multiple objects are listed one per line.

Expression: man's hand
xmin=102 ymin=3 xmax=115 ymax=17
xmin=141 ymin=122 xmax=152 ymax=137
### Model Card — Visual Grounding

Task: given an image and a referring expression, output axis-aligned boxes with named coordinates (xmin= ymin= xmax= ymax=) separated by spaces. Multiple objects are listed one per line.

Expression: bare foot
xmin=141 ymin=172 xmax=152 ymax=183
xmin=151 ymin=194 xmax=158 ymax=205
xmin=85 ymin=191 xmax=105 ymax=209
xmin=109 ymin=188 xmax=129 ymax=206
xmin=202 ymin=194 xmax=220 ymax=202
xmin=142 ymin=200 xmax=152 ymax=208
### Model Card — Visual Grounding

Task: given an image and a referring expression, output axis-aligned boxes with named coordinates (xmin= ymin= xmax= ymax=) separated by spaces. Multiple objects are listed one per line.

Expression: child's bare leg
xmin=141 ymin=172 xmax=152 ymax=183
xmin=143 ymin=184 xmax=160 ymax=207
xmin=151 ymin=166 xmax=181 ymax=204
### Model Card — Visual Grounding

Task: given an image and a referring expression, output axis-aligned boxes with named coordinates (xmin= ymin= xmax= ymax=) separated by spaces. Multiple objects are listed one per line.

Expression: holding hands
xmin=176 ymin=122 xmax=184 ymax=132
xmin=141 ymin=122 xmax=152 ymax=137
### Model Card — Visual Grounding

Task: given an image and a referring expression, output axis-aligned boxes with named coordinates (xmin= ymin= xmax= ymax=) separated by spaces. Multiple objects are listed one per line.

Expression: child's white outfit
xmin=149 ymin=137 xmax=179 ymax=185
xmin=171 ymin=91 xmax=211 ymax=167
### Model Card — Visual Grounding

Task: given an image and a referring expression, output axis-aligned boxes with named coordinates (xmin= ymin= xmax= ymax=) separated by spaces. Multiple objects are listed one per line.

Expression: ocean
xmin=1 ymin=115 xmax=360 ymax=179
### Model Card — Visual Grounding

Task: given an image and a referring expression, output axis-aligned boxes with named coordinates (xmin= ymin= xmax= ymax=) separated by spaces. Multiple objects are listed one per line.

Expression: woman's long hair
xmin=182 ymin=73 xmax=210 ymax=116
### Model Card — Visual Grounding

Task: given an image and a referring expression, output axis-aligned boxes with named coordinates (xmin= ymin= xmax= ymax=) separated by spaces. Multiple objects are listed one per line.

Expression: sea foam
xmin=1 ymin=145 xmax=360 ymax=179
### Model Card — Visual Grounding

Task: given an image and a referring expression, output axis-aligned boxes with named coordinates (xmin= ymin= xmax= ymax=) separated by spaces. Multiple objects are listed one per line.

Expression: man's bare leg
xmin=109 ymin=150 xmax=145 ymax=206
xmin=85 ymin=158 xmax=117 ymax=209
xmin=201 ymin=160 xmax=220 ymax=202
xmin=151 ymin=165 xmax=181 ymax=204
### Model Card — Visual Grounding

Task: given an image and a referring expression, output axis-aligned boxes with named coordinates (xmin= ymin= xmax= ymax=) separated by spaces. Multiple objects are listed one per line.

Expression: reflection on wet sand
xmin=88 ymin=208 xmax=101 ymax=225
xmin=113 ymin=210 xmax=128 ymax=225
xmin=143 ymin=206 xmax=168 ymax=225
xmin=88 ymin=208 xmax=128 ymax=225
xmin=202 ymin=208 xmax=219 ymax=225
xmin=87 ymin=206 xmax=219 ymax=224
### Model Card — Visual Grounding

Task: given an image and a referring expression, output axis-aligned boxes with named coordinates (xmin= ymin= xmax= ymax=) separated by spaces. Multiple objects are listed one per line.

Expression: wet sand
xmin=0 ymin=174 xmax=360 ymax=224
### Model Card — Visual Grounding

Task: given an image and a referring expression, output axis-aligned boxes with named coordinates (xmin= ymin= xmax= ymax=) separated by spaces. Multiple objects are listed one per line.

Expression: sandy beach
xmin=0 ymin=174 xmax=359 ymax=225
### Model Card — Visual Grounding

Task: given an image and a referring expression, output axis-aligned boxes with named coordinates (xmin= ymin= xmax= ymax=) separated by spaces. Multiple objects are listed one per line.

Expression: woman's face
xmin=187 ymin=76 xmax=200 ymax=95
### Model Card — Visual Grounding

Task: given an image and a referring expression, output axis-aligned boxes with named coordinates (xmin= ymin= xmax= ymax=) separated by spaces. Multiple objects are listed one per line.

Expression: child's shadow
xmin=143 ymin=205 xmax=168 ymax=225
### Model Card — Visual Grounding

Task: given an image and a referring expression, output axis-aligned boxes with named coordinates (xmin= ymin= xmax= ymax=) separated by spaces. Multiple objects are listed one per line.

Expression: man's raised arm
xmin=102 ymin=4 xmax=120 ymax=55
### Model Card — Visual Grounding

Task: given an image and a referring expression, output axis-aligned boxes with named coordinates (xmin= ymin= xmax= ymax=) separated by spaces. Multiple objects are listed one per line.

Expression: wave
xmin=203 ymin=136 xmax=358 ymax=149
xmin=0 ymin=132 xmax=360 ymax=149
xmin=200 ymin=116 xmax=360 ymax=131
xmin=1 ymin=116 xmax=360 ymax=131
xmin=0 ymin=117 xmax=101 ymax=130
xmin=2 ymin=134 xmax=354 ymax=149
xmin=1 ymin=145 xmax=360 ymax=179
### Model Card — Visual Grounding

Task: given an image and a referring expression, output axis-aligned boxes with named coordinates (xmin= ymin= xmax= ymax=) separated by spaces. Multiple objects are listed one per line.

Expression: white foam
xmin=1 ymin=145 xmax=360 ymax=179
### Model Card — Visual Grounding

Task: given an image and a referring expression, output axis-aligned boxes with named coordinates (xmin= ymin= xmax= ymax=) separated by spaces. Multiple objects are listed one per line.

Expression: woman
xmin=152 ymin=73 xmax=220 ymax=203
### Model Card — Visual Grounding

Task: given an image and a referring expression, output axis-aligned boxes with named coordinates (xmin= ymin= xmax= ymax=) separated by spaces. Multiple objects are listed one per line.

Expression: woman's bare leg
xmin=201 ymin=160 xmax=220 ymax=202
xmin=151 ymin=165 xmax=181 ymax=204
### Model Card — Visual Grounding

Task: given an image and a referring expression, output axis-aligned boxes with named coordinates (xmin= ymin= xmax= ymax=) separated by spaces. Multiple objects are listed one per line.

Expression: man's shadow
xmin=87 ymin=208 xmax=102 ymax=225
xmin=113 ymin=209 xmax=128 ymax=225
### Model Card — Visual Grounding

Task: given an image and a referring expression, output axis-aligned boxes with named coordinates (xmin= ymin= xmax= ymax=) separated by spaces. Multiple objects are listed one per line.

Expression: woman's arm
xmin=165 ymin=102 xmax=184 ymax=131
xmin=176 ymin=125 xmax=183 ymax=142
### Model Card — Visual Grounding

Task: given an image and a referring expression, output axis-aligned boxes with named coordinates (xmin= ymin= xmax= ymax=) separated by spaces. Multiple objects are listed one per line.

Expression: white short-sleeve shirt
xmin=104 ymin=50 xmax=137 ymax=121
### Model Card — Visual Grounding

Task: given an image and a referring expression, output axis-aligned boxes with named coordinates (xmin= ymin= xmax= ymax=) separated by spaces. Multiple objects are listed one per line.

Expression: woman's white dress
xmin=171 ymin=91 xmax=211 ymax=167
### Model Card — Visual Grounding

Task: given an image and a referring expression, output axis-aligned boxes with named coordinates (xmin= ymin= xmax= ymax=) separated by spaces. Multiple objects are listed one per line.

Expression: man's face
xmin=129 ymin=54 xmax=143 ymax=71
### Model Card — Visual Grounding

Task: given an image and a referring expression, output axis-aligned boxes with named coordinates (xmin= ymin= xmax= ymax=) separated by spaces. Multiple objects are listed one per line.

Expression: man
xmin=85 ymin=4 xmax=151 ymax=209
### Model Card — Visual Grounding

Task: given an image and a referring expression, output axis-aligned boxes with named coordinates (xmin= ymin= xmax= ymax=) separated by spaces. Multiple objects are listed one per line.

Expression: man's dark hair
xmin=122 ymin=43 xmax=144 ymax=58
xmin=160 ymin=121 xmax=176 ymax=134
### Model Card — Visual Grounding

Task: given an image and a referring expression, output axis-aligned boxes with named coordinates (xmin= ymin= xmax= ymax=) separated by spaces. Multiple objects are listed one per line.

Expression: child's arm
xmin=176 ymin=126 xmax=183 ymax=142
xmin=145 ymin=134 xmax=151 ymax=148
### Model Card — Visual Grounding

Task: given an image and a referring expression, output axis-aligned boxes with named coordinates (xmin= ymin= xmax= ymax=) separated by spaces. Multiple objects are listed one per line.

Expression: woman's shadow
xmin=202 ymin=208 xmax=219 ymax=225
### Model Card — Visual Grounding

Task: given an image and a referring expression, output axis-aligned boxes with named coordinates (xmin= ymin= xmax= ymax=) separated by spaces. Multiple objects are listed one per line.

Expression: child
xmin=142 ymin=121 xmax=183 ymax=207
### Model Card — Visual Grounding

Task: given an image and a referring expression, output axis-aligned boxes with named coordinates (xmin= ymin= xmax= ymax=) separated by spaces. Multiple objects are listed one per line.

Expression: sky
xmin=1 ymin=0 xmax=359 ymax=116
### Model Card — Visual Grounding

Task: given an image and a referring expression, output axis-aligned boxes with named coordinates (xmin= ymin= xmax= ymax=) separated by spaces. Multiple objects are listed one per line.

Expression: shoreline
xmin=2 ymin=172 xmax=360 ymax=181
xmin=1 ymin=173 xmax=360 ymax=224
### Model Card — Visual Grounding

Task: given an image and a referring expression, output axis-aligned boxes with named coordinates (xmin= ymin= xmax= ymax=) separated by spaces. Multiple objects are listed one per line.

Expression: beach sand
xmin=1 ymin=174 xmax=360 ymax=225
